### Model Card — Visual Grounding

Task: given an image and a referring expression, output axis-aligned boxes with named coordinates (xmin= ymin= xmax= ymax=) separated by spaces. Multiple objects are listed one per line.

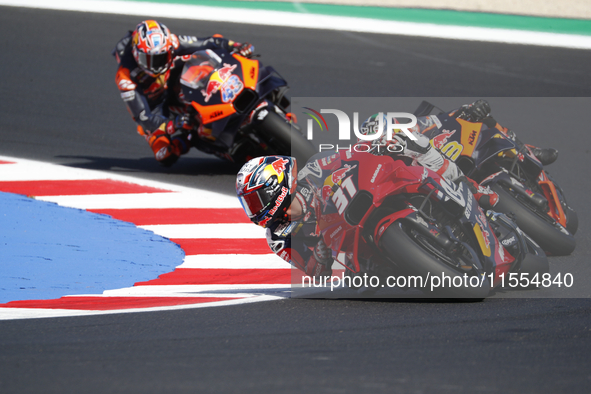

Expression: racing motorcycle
xmin=309 ymin=149 xmax=548 ymax=298
xmin=412 ymin=101 xmax=576 ymax=256
xmin=174 ymin=48 xmax=316 ymax=165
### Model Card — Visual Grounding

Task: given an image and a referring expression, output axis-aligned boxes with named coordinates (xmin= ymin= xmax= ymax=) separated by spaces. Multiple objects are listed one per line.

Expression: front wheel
xmin=379 ymin=222 xmax=490 ymax=299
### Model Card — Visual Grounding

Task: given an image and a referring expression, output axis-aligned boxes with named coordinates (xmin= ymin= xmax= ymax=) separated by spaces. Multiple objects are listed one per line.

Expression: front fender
xmin=375 ymin=209 xmax=453 ymax=251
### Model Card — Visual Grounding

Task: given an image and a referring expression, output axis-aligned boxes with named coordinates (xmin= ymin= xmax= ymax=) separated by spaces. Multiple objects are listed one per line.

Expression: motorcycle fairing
xmin=418 ymin=176 xmax=512 ymax=277
xmin=538 ymin=170 xmax=568 ymax=227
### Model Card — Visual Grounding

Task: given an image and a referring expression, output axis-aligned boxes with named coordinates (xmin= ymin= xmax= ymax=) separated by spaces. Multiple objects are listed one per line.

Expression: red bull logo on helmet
xmin=271 ymin=157 xmax=289 ymax=174
xmin=245 ymin=157 xmax=288 ymax=191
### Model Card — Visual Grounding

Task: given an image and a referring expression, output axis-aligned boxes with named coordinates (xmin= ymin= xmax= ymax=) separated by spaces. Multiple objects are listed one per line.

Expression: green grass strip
xmin=128 ymin=0 xmax=591 ymax=36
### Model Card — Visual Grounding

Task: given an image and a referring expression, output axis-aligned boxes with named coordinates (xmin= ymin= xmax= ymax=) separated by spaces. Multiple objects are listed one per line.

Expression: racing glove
xmin=232 ymin=42 xmax=255 ymax=58
xmin=305 ymin=239 xmax=333 ymax=277
xmin=148 ymin=122 xmax=190 ymax=167
xmin=466 ymin=99 xmax=491 ymax=121
xmin=455 ymin=99 xmax=491 ymax=122
xmin=174 ymin=114 xmax=193 ymax=132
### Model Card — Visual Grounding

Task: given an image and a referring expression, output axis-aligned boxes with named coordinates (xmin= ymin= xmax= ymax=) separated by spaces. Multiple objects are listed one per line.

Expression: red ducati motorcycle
xmin=309 ymin=150 xmax=548 ymax=298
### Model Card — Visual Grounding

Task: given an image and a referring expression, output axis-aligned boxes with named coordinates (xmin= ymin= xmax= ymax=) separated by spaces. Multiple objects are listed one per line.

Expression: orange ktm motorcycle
xmin=413 ymin=101 xmax=576 ymax=256
xmin=174 ymin=48 xmax=316 ymax=165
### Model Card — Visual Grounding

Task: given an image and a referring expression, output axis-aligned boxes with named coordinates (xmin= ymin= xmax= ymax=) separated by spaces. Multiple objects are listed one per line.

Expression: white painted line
xmin=104 ymin=284 xmax=292 ymax=295
xmin=38 ymin=192 xmax=240 ymax=210
xmin=71 ymin=292 xmax=263 ymax=298
xmin=0 ymin=295 xmax=286 ymax=320
xmin=0 ymin=0 xmax=590 ymax=49
xmin=0 ymin=155 xmax=237 ymax=197
xmin=0 ymin=161 xmax=107 ymax=181
xmin=140 ymin=223 xmax=266 ymax=239
xmin=179 ymin=254 xmax=287 ymax=269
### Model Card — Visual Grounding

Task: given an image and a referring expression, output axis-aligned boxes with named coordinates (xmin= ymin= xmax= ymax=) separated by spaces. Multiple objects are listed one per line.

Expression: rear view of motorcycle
xmin=176 ymin=48 xmax=316 ymax=165
xmin=413 ymin=101 xmax=576 ymax=256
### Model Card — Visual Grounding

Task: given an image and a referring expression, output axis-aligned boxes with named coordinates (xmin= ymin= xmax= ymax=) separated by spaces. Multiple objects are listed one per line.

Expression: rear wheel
xmin=565 ymin=205 xmax=578 ymax=235
xmin=380 ymin=222 xmax=490 ymax=299
xmin=491 ymin=183 xmax=576 ymax=256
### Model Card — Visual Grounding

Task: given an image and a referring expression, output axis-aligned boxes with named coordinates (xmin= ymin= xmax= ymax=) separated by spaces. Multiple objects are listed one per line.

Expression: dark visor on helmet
xmin=137 ymin=52 xmax=171 ymax=74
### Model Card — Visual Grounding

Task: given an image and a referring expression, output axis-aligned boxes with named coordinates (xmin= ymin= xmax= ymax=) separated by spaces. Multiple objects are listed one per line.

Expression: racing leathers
xmin=423 ymin=99 xmax=558 ymax=165
xmin=363 ymin=114 xmax=499 ymax=208
xmin=113 ymin=32 xmax=248 ymax=166
xmin=265 ymin=152 xmax=342 ymax=278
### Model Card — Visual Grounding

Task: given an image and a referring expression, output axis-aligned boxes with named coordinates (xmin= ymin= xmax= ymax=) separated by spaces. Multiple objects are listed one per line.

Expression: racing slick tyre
xmin=255 ymin=110 xmax=317 ymax=166
xmin=490 ymin=183 xmax=576 ymax=256
xmin=380 ymin=221 xmax=490 ymax=299
xmin=565 ymin=205 xmax=578 ymax=235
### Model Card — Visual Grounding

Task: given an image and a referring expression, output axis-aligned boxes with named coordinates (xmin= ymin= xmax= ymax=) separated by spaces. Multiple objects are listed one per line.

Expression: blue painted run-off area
xmin=0 ymin=192 xmax=184 ymax=303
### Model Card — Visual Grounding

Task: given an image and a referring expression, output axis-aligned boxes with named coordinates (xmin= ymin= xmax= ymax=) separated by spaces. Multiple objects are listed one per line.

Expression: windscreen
xmin=179 ymin=49 xmax=222 ymax=90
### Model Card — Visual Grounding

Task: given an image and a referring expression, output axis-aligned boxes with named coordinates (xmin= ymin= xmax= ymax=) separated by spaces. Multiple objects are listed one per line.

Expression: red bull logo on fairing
xmin=431 ymin=129 xmax=456 ymax=150
xmin=321 ymin=164 xmax=357 ymax=204
xmin=201 ymin=63 xmax=238 ymax=102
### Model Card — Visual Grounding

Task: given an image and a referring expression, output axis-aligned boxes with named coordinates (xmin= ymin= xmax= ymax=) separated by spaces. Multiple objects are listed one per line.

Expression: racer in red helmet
xmin=113 ymin=20 xmax=254 ymax=166
xmin=236 ymin=155 xmax=334 ymax=278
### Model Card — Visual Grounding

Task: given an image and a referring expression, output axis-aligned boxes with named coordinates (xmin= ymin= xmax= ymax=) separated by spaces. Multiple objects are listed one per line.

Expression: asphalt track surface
xmin=1 ymin=6 xmax=591 ymax=394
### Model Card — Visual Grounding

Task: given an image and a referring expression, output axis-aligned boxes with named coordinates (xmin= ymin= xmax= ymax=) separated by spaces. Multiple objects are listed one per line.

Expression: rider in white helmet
xmin=359 ymin=112 xmax=499 ymax=208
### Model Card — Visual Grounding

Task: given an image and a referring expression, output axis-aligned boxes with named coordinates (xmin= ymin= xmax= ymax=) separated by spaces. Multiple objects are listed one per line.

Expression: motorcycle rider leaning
xmin=444 ymin=100 xmax=558 ymax=166
xmin=359 ymin=111 xmax=500 ymax=208
xmin=235 ymin=144 xmax=484 ymax=280
xmin=358 ymin=99 xmax=559 ymax=207
xmin=236 ymin=154 xmax=338 ymax=279
xmin=236 ymin=117 xmax=502 ymax=279
xmin=236 ymin=101 xmax=558 ymax=278
xmin=113 ymin=20 xmax=254 ymax=166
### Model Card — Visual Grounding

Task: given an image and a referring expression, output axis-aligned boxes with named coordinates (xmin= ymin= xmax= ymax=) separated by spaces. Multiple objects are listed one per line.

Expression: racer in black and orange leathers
xmin=426 ymin=100 xmax=558 ymax=166
xmin=113 ymin=20 xmax=253 ymax=166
